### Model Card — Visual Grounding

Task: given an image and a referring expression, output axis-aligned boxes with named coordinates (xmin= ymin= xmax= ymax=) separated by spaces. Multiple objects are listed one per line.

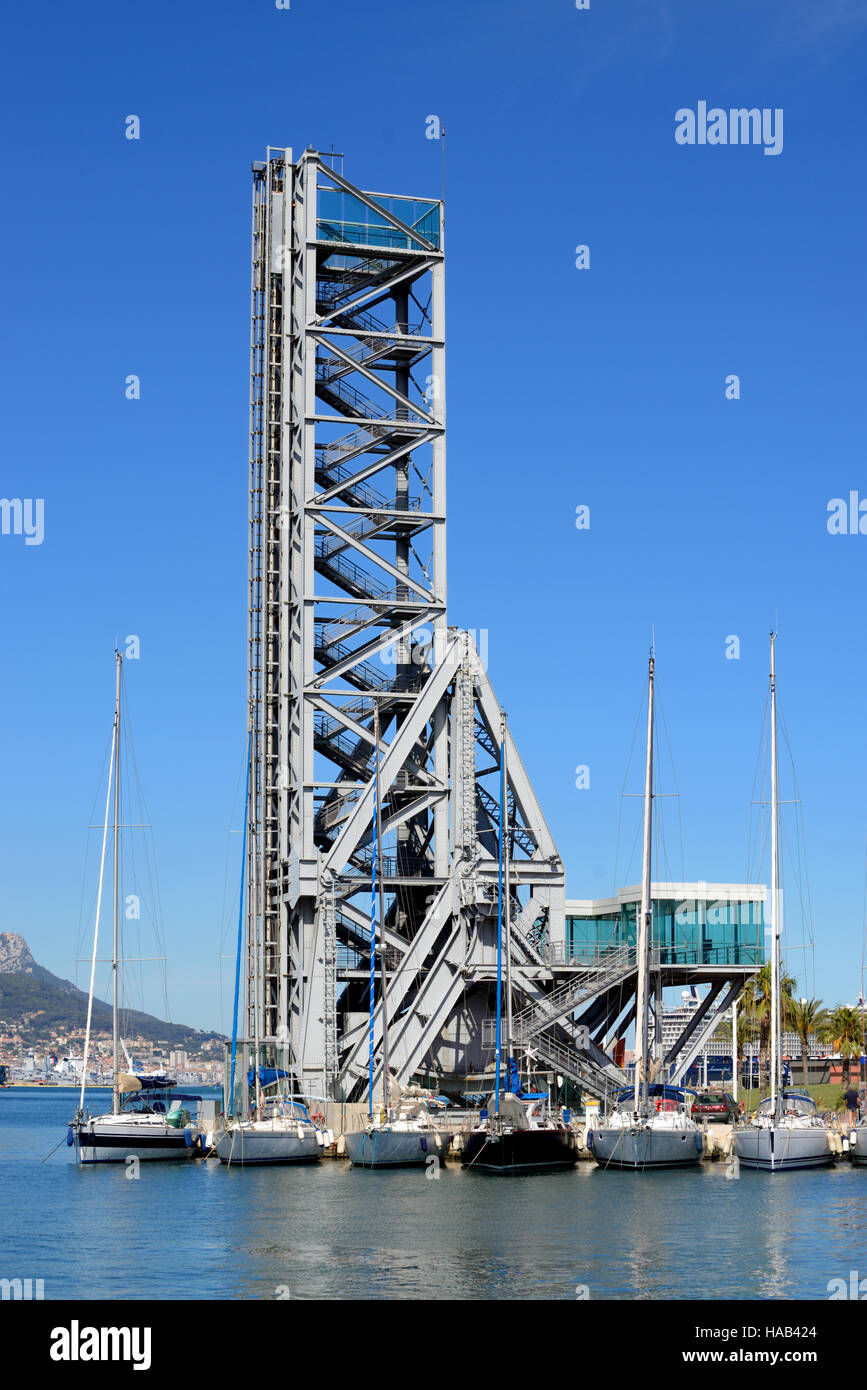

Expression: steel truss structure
xmin=245 ymin=147 xmax=760 ymax=1105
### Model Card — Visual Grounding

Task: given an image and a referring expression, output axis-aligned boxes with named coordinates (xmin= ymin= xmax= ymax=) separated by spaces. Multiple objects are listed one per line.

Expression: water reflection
xmin=4 ymin=1092 xmax=867 ymax=1300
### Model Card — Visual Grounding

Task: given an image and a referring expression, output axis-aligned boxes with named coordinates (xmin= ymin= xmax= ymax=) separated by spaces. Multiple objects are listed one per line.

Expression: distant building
xmin=564 ymin=883 xmax=766 ymax=968
xmin=661 ymin=987 xmax=828 ymax=1061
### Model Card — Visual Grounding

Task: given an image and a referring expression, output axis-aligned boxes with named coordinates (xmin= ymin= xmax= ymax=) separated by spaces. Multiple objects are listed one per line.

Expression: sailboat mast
xmin=375 ymin=704 xmax=390 ymax=1113
xmin=228 ymin=731 xmax=252 ymax=1118
xmin=634 ymin=651 xmax=654 ymax=1110
xmin=111 ymin=650 xmax=122 ymax=1115
xmin=251 ymin=736 xmax=262 ymax=1117
xmin=502 ymin=713 xmax=514 ymax=1070
xmin=79 ymin=671 xmax=118 ymax=1114
xmin=769 ymin=631 xmax=780 ymax=1114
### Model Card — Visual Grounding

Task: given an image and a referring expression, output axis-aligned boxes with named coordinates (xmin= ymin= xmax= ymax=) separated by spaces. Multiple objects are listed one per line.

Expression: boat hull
xmin=733 ymin=1125 xmax=835 ymax=1171
xmin=851 ymin=1128 xmax=867 ymax=1166
xmin=74 ymin=1117 xmax=197 ymax=1164
xmin=344 ymin=1127 xmax=448 ymax=1167
xmin=589 ymin=1124 xmax=702 ymax=1170
xmin=461 ymin=1127 xmax=577 ymax=1173
xmin=215 ymin=1124 xmax=321 ymax=1165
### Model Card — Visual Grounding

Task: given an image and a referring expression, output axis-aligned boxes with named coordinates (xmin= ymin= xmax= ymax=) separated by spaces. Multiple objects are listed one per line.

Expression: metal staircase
xmin=511 ymin=945 xmax=637 ymax=1038
xmin=514 ymin=1026 xmax=627 ymax=1103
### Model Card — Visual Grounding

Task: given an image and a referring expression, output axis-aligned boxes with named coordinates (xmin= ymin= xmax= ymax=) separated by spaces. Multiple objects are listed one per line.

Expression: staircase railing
xmin=511 ymin=945 xmax=638 ymax=1038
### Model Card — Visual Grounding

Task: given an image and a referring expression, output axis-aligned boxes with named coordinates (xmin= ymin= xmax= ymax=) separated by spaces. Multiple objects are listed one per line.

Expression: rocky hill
xmin=0 ymin=932 xmax=80 ymax=991
xmin=0 ymin=933 xmax=224 ymax=1050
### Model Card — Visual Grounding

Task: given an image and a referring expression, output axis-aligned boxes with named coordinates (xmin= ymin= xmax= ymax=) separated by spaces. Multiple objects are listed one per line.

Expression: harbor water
xmin=3 ymin=1089 xmax=866 ymax=1301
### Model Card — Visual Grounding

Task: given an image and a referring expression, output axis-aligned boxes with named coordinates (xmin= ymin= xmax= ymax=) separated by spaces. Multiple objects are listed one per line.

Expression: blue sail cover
xmin=505 ymin=1058 xmax=523 ymax=1097
xmin=247 ymin=1067 xmax=289 ymax=1088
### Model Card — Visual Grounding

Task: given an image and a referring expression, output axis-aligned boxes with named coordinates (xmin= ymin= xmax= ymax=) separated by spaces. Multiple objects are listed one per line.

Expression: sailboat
xmin=588 ymin=651 xmax=703 ymax=1171
xmin=850 ymin=1115 xmax=867 ymax=1166
xmin=215 ymin=733 xmax=330 ymax=1165
xmin=71 ymin=652 xmax=202 ymax=1164
xmin=214 ymin=1071 xmax=327 ymax=1165
xmin=345 ymin=705 xmax=451 ymax=1168
xmin=461 ymin=713 xmax=578 ymax=1174
xmin=733 ymin=633 xmax=834 ymax=1172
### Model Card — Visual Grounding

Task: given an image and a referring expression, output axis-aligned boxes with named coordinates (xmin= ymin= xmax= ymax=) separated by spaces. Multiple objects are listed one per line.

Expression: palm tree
xmin=820 ymin=1005 xmax=862 ymax=1087
xmin=741 ymin=962 xmax=797 ymax=1097
xmin=789 ymin=998 xmax=826 ymax=1090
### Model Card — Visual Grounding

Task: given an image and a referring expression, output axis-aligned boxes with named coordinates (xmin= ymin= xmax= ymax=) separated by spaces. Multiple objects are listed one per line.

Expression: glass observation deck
xmin=563 ymin=890 xmax=766 ymax=969
xmin=317 ymin=188 xmax=440 ymax=251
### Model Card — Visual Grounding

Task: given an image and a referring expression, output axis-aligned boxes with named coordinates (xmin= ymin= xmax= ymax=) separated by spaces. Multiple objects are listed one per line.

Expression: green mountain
xmin=0 ymin=933 xmax=224 ymax=1051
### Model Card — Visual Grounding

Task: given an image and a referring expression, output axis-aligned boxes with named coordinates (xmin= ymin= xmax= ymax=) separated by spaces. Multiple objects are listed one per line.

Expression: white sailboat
xmin=215 ymin=732 xmax=330 ymax=1165
xmin=345 ymin=705 xmax=451 ymax=1168
xmin=850 ymin=1116 xmax=867 ymax=1166
xmin=733 ymin=632 xmax=834 ymax=1172
xmin=71 ymin=652 xmax=201 ymax=1164
xmin=344 ymin=1077 xmax=450 ymax=1167
xmin=215 ymin=1084 xmax=326 ymax=1166
xmin=589 ymin=650 xmax=703 ymax=1171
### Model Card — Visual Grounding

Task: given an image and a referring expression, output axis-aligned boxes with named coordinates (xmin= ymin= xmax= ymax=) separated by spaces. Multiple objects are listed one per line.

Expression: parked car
xmin=691 ymin=1091 xmax=741 ymax=1123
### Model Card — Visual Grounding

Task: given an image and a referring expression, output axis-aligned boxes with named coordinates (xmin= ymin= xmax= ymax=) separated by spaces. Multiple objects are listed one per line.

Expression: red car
xmin=691 ymin=1091 xmax=741 ymax=1123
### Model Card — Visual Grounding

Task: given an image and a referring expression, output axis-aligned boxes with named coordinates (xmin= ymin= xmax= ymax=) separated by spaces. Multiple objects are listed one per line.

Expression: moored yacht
xmin=217 ymin=729 xmax=332 ymax=1166
xmin=461 ymin=1090 xmax=577 ymax=1173
xmin=73 ymin=1074 xmax=201 ymax=1165
xmin=735 ymin=1091 xmax=834 ymax=1171
xmin=588 ymin=1084 xmax=702 ymax=1170
xmin=590 ymin=650 xmax=702 ymax=1172
xmin=70 ymin=653 xmax=203 ymax=1166
xmin=216 ymin=1091 xmax=327 ymax=1166
xmin=733 ymin=635 xmax=834 ymax=1173
xmin=850 ymin=1116 xmax=867 ymax=1166
xmin=346 ymin=708 xmax=453 ymax=1170
xmin=345 ymin=1082 xmax=450 ymax=1167
xmin=461 ymin=713 xmax=578 ymax=1176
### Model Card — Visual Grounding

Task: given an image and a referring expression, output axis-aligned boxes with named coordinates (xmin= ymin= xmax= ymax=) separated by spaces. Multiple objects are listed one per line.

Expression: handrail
xmin=512 ymin=945 xmax=638 ymax=1036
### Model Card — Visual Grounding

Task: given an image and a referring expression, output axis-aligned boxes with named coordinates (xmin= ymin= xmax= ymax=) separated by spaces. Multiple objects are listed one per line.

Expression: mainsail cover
xmin=247 ymin=1067 xmax=289 ymax=1088
xmin=118 ymin=1073 xmax=177 ymax=1093
xmin=505 ymin=1057 xmax=524 ymax=1097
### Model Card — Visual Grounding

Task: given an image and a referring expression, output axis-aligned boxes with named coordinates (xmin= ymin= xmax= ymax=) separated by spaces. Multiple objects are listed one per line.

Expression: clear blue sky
xmin=2 ymin=0 xmax=865 ymax=1031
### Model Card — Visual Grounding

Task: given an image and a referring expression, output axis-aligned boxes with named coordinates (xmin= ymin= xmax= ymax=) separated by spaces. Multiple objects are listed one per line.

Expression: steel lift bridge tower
xmin=246 ymin=147 xmax=624 ymax=1106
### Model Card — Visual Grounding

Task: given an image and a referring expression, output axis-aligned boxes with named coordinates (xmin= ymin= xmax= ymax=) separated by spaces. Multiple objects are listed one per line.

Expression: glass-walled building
xmin=561 ymin=882 xmax=766 ymax=969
